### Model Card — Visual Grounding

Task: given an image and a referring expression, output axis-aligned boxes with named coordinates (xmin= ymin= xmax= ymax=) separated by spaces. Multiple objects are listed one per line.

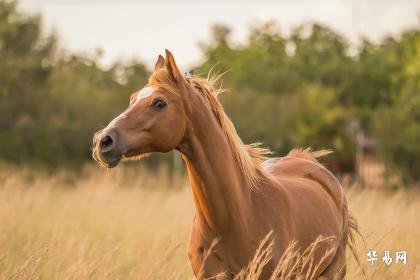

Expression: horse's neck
xmin=178 ymin=104 xmax=252 ymax=232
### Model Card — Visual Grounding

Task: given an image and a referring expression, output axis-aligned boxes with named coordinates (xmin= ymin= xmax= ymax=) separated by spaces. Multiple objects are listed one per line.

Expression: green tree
xmin=0 ymin=1 xmax=56 ymax=163
xmin=373 ymin=33 xmax=420 ymax=184
xmin=0 ymin=2 xmax=150 ymax=167
xmin=374 ymin=90 xmax=420 ymax=184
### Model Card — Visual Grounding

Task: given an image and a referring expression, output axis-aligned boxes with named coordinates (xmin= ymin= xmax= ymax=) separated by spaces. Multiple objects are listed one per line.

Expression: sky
xmin=19 ymin=0 xmax=420 ymax=70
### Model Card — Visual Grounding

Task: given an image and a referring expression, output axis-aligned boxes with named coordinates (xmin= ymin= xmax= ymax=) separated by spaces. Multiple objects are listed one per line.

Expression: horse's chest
xmin=188 ymin=222 xmax=227 ymax=277
xmin=187 ymin=218 xmax=256 ymax=278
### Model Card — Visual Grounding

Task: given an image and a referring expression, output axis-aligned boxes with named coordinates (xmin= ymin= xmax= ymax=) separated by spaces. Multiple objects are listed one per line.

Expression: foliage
xmin=0 ymin=2 xmax=150 ymax=167
xmin=374 ymin=91 xmax=420 ymax=184
xmin=0 ymin=1 xmax=419 ymax=182
xmin=199 ymin=21 xmax=420 ymax=181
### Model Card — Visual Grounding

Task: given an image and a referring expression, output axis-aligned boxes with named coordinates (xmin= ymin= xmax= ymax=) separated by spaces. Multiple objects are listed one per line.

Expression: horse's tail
xmin=347 ymin=212 xmax=361 ymax=265
xmin=347 ymin=211 xmax=368 ymax=279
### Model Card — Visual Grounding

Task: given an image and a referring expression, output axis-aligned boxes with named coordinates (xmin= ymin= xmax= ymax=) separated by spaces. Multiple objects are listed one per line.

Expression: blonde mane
xmin=149 ymin=68 xmax=271 ymax=189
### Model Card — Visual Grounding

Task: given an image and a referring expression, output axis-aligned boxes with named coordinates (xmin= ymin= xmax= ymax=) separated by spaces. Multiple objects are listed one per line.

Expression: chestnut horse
xmin=93 ymin=50 xmax=357 ymax=279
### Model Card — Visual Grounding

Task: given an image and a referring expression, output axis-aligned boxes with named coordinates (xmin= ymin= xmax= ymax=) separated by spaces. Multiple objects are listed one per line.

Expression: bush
xmin=374 ymin=91 xmax=420 ymax=184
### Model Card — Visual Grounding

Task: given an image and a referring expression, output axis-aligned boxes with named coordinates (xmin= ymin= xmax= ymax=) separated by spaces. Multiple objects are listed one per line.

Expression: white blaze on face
xmin=135 ymin=86 xmax=154 ymax=104
xmin=107 ymin=86 xmax=155 ymax=129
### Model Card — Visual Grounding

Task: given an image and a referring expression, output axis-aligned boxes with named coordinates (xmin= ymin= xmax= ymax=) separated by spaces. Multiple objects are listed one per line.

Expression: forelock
xmin=149 ymin=68 xmax=182 ymax=96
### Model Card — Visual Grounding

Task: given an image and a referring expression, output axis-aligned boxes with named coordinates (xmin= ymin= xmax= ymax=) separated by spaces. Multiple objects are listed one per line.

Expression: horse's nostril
xmin=100 ymin=135 xmax=114 ymax=150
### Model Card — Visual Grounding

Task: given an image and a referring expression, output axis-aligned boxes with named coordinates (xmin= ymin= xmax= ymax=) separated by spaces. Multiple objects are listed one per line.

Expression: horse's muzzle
xmin=92 ymin=129 xmax=123 ymax=168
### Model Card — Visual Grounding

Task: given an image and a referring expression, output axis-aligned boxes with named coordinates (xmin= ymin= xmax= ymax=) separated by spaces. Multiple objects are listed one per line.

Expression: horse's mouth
xmin=97 ymin=156 xmax=122 ymax=168
xmin=105 ymin=157 xmax=121 ymax=168
xmin=122 ymin=151 xmax=151 ymax=162
xmin=92 ymin=145 xmax=150 ymax=168
xmin=92 ymin=148 xmax=122 ymax=168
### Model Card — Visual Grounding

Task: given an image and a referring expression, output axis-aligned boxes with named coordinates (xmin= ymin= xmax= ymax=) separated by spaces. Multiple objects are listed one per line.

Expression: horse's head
xmin=92 ymin=50 xmax=189 ymax=168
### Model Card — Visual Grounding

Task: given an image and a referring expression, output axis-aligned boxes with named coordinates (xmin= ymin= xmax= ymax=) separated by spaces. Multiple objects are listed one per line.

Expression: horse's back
xmin=263 ymin=154 xmax=345 ymax=212
xmin=262 ymin=152 xmax=347 ymax=240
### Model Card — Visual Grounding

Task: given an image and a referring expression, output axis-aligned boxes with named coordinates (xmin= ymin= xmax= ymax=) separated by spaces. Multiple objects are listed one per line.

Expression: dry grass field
xmin=0 ymin=165 xmax=419 ymax=279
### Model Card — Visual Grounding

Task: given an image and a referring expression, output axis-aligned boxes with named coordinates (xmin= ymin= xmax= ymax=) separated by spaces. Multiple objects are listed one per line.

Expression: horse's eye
xmin=151 ymin=98 xmax=167 ymax=110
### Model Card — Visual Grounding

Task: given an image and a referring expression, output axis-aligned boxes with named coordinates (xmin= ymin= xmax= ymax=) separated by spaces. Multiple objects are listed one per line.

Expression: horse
xmin=92 ymin=50 xmax=358 ymax=279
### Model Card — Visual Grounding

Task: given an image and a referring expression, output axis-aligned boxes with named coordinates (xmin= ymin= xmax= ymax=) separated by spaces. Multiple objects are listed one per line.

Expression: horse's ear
xmin=154 ymin=55 xmax=165 ymax=71
xmin=165 ymin=49 xmax=182 ymax=82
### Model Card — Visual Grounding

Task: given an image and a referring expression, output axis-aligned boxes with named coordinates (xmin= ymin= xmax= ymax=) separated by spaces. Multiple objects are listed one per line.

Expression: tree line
xmin=0 ymin=2 xmax=419 ymax=184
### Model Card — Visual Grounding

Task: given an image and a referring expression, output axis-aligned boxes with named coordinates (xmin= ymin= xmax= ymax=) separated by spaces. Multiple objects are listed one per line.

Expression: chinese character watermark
xmin=367 ymin=250 xmax=378 ymax=266
xmin=396 ymin=251 xmax=407 ymax=264
xmin=367 ymin=250 xmax=407 ymax=267
xmin=382 ymin=250 xmax=392 ymax=266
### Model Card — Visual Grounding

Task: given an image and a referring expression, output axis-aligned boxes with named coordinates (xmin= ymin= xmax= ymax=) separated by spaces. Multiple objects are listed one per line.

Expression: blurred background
xmin=1 ymin=0 xmax=419 ymax=187
xmin=0 ymin=1 xmax=420 ymax=278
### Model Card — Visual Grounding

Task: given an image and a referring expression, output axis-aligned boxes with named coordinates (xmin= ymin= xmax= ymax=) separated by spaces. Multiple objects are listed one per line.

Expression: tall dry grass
xmin=0 ymin=165 xmax=419 ymax=279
